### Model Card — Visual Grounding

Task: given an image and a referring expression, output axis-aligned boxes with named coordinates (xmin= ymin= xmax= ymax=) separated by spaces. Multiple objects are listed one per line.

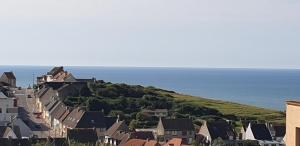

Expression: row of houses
xmin=197 ymin=120 xmax=285 ymax=146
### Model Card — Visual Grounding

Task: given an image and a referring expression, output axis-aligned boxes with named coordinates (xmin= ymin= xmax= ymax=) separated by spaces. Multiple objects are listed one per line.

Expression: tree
xmin=129 ymin=120 xmax=138 ymax=130
xmin=212 ymin=137 xmax=225 ymax=146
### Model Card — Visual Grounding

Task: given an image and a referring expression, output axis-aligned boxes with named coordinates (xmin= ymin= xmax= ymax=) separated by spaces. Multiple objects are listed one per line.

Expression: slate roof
xmin=2 ymin=72 xmax=16 ymax=80
xmin=47 ymin=66 xmax=64 ymax=76
xmin=76 ymin=112 xmax=106 ymax=128
xmin=206 ymin=121 xmax=236 ymax=140
xmin=0 ymin=126 xmax=10 ymax=138
xmin=106 ymin=121 xmax=130 ymax=138
xmin=129 ymin=131 xmax=155 ymax=140
xmin=251 ymin=123 xmax=272 ymax=140
xmin=67 ymin=128 xmax=98 ymax=144
xmin=273 ymin=125 xmax=286 ymax=137
xmin=161 ymin=118 xmax=194 ymax=131
xmin=51 ymin=101 xmax=68 ymax=120
xmin=62 ymin=107 xmax=85 ymax=129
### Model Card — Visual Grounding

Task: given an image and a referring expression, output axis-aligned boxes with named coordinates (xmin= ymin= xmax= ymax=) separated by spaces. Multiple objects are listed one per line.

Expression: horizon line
xmin=1 ymin=64 xmax=300 ymax=70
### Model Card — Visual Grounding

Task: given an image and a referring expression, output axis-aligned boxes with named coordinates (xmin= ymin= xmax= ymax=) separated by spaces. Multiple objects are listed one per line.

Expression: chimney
xmin=116 ymin=115 xmax=120 ymax=123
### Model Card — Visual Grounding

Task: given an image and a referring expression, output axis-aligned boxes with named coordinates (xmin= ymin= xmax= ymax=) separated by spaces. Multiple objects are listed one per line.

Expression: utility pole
xmin=32 ymin=73 xmax=35 ymax=88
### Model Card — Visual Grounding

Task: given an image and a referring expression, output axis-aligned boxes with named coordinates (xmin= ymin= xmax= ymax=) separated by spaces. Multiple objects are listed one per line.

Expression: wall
xmin=286 ymin=102 xmax=300 ymax=146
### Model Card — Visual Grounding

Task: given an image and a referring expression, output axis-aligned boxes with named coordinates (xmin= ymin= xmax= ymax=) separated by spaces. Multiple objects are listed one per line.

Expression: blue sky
xmin=0 ymin=0 xmax=300 ymax=68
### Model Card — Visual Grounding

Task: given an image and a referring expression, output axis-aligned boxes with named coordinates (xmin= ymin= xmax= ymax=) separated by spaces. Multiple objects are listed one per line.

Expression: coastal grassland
xmin=165 ymin=92 xmax=285 ymax=124
xmin=64 ymin=80 xmax=285 ymax=129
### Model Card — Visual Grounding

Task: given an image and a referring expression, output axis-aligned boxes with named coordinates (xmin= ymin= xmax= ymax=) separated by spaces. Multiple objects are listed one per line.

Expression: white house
xmin=0 ymin=92 xmax=18 ymax=122
xmin=245 ymin=123 xmax=284 ymax=146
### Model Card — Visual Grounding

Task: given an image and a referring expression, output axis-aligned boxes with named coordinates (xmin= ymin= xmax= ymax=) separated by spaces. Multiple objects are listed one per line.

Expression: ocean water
xmin=1 ymin=66 xmax=300 ymax=111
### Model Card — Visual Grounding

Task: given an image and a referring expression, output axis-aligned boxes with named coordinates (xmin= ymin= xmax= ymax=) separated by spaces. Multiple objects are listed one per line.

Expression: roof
xmin=0 ymin=126 xmax=13 ymax=138
xmin=206 ymin=121 xmax=236 ymax=140
xmin=76 ymin=78 xmax=96 ymax=83
xmin=51 ymin=101 xmax=68 ymax=120
xmin=130 ymin=131 xmax=155 ymax=140
xmin=47 ymin=66 xmax=64 ymax=76
xmin=160 ymin=118 xmax=194 ymax=131
xmin=287 ymin=101 xmax=300 ymax=106
xmin=250 ymin=123 xmax=272 ymax=140
xmin=122 ymin=139 xmax=146 ymax=146
xmin=2 ymin=72 xmax=16 ymax=80
xmin=144 ymin=140 xmax=160 ymax=146
xmin=273 ymin=125 xmax=286 ymax=137
xmin=76 ymin=112 xmax=106 ymax=128
xmin=0 ymin=92 xmax=8 ymax=98
xmin=67 ymin=128 xmax=98 ymax=144
xmin=63 ymin=107 xmax=85 ymax=129
xmin=163 ymin=138 xmax=182 ymax=146
xmin=105 ymin=121 xmax=130 ymax=138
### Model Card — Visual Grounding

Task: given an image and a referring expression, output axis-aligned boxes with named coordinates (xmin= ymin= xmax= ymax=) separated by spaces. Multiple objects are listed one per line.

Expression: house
xmin=156 ymin=118 xmax=195 ymax=145
xmin=0 ymin=126 xmax=18 ymax=139
xmin=105 ymin=120 xmax=131 ymax=146
xmin=37 ymin=66 xmax=77 ymax=84
xmin=62 ymin=107 xmax=116 ymax=140
xmin=0 ymin=92 xmax=18 ymax=122
xmin=245 ymin=123 xmax=283 ymax=146
xmin=266 ymin=123 xmax=286 ymax=142
xmin=0 ymin=72 xmax=16 ymax=87
xmin=286 ymin=101 xmax=300 ymax=146
xmin=197 ymin=120 xmax=236 ymax=146
xmin=141 ymin=109 xmax=168 ymax=117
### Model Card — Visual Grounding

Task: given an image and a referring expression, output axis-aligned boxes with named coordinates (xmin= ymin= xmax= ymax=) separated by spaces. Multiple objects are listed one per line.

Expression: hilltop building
xmin=0 ymin=72 xmax=16 ymax=87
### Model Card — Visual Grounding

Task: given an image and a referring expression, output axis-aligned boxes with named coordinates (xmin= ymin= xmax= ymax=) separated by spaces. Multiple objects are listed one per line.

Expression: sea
xmin=1 ymin=66 xmax=300 ymax=111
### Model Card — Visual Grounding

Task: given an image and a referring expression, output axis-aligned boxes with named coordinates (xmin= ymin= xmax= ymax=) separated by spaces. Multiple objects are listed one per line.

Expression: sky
xmin=0 ymin=0 xmax=300 ymax=68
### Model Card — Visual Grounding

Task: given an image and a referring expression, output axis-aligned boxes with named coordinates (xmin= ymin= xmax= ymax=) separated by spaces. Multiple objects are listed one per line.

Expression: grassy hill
xmin=167 ymin=92 xmax=285 ymax=123
xmin=63 ymin=80 xmax=285 ymax=129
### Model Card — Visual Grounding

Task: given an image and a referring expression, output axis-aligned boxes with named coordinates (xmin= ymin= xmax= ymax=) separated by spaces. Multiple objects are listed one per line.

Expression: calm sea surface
xmin=1 ymin=66 xmax=300 ymax=111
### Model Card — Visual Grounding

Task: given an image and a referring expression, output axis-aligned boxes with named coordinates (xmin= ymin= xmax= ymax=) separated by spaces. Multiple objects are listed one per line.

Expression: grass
xmin=160 ymin=91 xmax=285 ymax=124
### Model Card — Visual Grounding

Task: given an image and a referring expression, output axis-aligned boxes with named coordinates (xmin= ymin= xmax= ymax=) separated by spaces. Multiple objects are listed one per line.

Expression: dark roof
xmin=67 ymin=128 xmax=98 ymax=144
xmin=0 ymin=126 xmax=9 ymax=138
xmin=76 ymin=112 xmax=106 ymax=128
xmin=130 ymin=131 xmax=155 ymax=140
xmin=161 ymin=118 xmax=194 ymax=131
xmin=206 ymin=121 xmax=236 ymax=140
xmin=273 ymin=125 xmax=286 ymax=137
xmin=12 ymin=126 xmax=21 ymax=139
xmin=251 ymin=124 xmax=272 ymax=140
xmin=63 ymin=107 xmax=85 ymax=129
xmin=2 ymin=72 xmax=16 ymax=80
xmin=105 ymin=121 xmax=130 ymax=138
xmin=76 ymin=78 xmax=96 ymax=83
xmin=47 ymin=66 xmax=64 ymax=76
xmin=51 ymin=101 xmax=68 ymax=120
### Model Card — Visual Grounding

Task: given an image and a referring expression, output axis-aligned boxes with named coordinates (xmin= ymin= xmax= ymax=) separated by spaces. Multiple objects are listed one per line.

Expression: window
xmin=172 ymin=131 xmax=177 ymax=135
xmin=182 ymin=131 xmax=187 ymax=136
xmin=0 ymin=108 xmax=2 ymax=113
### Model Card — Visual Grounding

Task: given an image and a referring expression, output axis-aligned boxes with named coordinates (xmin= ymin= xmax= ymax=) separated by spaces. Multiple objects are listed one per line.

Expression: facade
xmin=245 ymin=123 xmax=283 ymax=146
xmin=286 ymin=101 xmax=300 ymax=146
xmin=0 ymin=92 xmax=18 ymax=121
xmin=104 ymin=120 xmax=130 ymax=146
xmin=0 ymin=126 xmax=18 ymax=139
xmin=197 ymin=120 xmax=236 ymax=146
xmin=156 ymin=118 xmax=195 ymax=145
xmin=0 ymin=72 xmax=16 ymax=87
